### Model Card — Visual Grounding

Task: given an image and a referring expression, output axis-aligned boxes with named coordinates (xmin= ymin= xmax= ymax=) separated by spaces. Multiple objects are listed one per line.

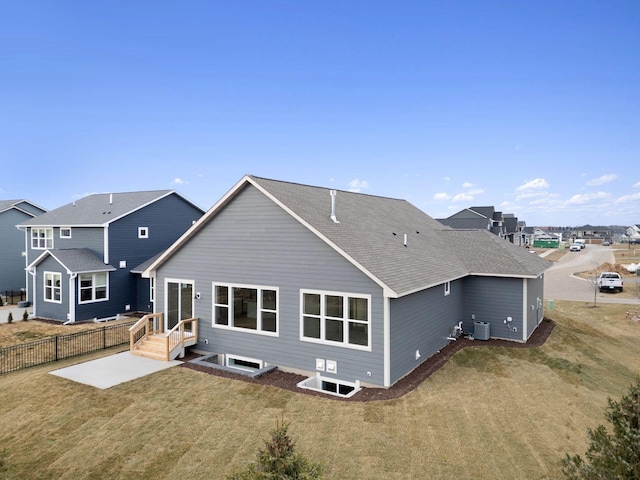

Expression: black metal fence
xmin=0 ymin=320 xmax=137 ymax=375
xmin=1 ymin=290 xmax=26 ymax=305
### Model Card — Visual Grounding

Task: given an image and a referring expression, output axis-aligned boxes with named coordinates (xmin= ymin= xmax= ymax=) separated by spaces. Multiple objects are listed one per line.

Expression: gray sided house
xmin=144 ymin=176 xmax=551 ymax=390
xmin=0 ymin=199 xmax=47 ymax=295
xmin=18 ymin=191 xmax=204 ymax=322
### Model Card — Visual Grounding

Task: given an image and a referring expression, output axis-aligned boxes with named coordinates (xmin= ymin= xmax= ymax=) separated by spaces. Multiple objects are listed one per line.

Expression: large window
xmin=32 ymin=228 xmax=53 ymax=249
xmin=44 ymin=272 xmax=62 ymax=303
xmin=301 ymin=290 xmax=370 ymax=350
xmin=79 ymin=272 xmax=108 ymax=303
xmin=213 ymin=283 xmax=278 ymax=335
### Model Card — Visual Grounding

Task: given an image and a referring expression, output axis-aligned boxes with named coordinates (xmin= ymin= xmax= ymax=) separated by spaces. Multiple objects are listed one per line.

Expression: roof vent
xmin=404 ymin=233 xmax=408 ymax=247
xmin=109 ymin=193 xmax=113 ymax=205
xmin=330 ymin=190 xmax=339 ymax=224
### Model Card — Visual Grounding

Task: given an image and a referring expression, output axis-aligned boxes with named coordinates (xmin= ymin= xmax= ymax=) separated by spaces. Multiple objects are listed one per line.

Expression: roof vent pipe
xmin=404 ymin=233 xmax=408 ymax=247
xmin=109 ymin=193 xmax=113 ymax=205
xmin=330 ymin=190 xmax=339 ymax=224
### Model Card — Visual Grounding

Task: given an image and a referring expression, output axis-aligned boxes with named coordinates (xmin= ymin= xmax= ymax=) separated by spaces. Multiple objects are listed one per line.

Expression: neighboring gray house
xmin=0 ymin=199 xmax=47 ymax=296
xmin=18 ymin=191 xmax=204 ymax=323
xmin=142 ymin=175 xmax=551 ymax=394
xmin=438 ymin=206 xmax=508 ymax=239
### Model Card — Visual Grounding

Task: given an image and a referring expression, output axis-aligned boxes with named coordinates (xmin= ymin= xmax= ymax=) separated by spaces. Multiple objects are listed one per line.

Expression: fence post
xmin=103 ymin=326 xmax=106 ymax=349
xmin=55 ymin=336 xmax=59 ymax=361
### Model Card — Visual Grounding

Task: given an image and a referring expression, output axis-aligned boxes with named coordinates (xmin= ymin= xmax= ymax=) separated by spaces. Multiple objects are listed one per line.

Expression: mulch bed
xmin=180 ymin=318 xmax=556 ymax=402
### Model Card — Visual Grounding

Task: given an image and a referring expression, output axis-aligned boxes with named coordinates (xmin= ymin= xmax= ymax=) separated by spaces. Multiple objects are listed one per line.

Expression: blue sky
xmin=1 ymin=1 xmax=638 ymax=227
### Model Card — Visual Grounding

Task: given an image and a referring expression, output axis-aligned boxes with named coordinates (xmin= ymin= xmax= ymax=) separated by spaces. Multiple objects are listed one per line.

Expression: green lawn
xmin=0 ymin=301 xmax=638 ymax=479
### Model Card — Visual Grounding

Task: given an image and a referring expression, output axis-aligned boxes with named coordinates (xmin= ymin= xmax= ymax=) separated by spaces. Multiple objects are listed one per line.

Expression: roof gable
xmin=0 ymin=199 xmax=46 ymax=217
xmin=18 ymin=190 xmax=199 ymax=227
xmin=146 ymin=175 xmax=552 ymax=296
xmin=28 ymin=248 xmax=116 ymax=274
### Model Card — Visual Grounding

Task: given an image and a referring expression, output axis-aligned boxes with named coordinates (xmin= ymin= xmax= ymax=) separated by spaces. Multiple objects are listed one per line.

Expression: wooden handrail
xmin=129 ymin=313 xmax=163 ymax=351
xmin=164 ymin=317 xmax=198 ymax=359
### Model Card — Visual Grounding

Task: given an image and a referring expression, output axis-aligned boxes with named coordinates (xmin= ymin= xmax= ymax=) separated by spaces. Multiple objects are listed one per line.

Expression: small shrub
xmin=23 ymin=310 xmax=29 ymax=321
xmin=7 ymin=312 xmax=12 ymax=324
xmin=227 ymin=418 xmax=323 ymax=479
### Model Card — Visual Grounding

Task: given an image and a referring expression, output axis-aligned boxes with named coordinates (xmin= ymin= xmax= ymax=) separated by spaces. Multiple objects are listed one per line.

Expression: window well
xmin=297 ymin=374 xmax=361 ymax=398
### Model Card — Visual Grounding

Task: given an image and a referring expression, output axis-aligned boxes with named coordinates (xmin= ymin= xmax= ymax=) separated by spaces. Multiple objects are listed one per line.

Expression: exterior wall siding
xmin=53 ymin=227 xmax=105 ymax=258
xmin=33 ymin=256 xmax=69 ymax=321
xmin=155 ymin=185 xmax=387 ymax=386
xmin=0 ymin=209 xmax=32 ymax=292
xmin=462 ymin=276 xmax=524 ymax=340
xmin=389 ymin=279 xmax=464 ymax=385
xmin=525 ymin=274 xmax=545 ymax=339
xmin=106 ymin=193 xmax=203 ymax=314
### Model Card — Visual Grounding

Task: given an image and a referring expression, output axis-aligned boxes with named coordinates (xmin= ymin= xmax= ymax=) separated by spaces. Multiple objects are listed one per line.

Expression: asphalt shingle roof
xmin=148 ymin=175 xmax=553 ymax=297
xmin=249 ymin=176 xmax=552 ymax=296
xmin=31 ymin=248 xmax=116 ymax=274
xmin=19 ymin=190 xmax=175 ymax=227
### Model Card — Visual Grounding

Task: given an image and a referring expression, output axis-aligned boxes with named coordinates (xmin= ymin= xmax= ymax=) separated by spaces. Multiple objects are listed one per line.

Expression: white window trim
xmin=138 ymin=227 xmax=149 ymax=239
xmin=60 ymin=227 xmax=72 ymax=239
xmin=212 ymin=282 xmax=279 ymax=337
xmin=32 ymin=228 xmax=54 ymax=250
xmin=43 ymin=271 xmax=62 ymax=304
xmin=299 ymin=289 xmax=372 ymax=352
xmin=444 ymin=281 xmax=451 ymax=296
xmin=78 ymin=272 xmax=109 ymax=304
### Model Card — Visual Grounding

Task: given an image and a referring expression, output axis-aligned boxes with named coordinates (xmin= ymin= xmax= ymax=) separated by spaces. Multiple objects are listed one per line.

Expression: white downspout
xmin=103 ymin=225 xmax=109 ymax=264
xmin=68 ymin=273 xmax=77 ymax=324
xmin=28 ymin=267 xmax=36 ymax=318
xmin=522 ymin=278 xmax=528 ymax=341
xmin=383 ymin=296 xmax=391 ymax=387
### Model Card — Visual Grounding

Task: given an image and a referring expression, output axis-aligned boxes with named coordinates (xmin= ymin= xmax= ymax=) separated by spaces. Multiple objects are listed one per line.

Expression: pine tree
xmin=562 ymin=377 xmax=640 ymax=479
xmin=227 ymin=418 xmax=323 ymax=479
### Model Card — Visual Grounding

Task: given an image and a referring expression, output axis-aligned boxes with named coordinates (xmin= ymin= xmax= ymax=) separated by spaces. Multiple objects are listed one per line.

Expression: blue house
xmin=18 ymin=190 xmax=204 ymax=323
xmin=141 ymin=176 xmax=551 ymax=394
xmin=0 ymin=199 xmax=47 ymax=298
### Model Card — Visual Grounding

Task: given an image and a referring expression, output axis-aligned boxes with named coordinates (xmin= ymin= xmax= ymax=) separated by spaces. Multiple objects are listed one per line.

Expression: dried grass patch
xmin=0 ymin=316 xmax=138 ymax=348
xmin=0 ymin=301 xmax=638 ymax=479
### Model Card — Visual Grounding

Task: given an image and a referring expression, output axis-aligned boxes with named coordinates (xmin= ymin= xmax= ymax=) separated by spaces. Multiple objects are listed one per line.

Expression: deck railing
xmin=129 ymin=312 xmax=163 ymax=351
xmin=165 ymin=318 xmax=198 ymax=360
xmin=129 ymin=313 xmax=198 ymax=361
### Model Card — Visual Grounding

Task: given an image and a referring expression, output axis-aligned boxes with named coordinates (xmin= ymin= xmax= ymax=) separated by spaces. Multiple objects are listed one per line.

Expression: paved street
xmin=543 ymin=245 xmax=640 ymax=304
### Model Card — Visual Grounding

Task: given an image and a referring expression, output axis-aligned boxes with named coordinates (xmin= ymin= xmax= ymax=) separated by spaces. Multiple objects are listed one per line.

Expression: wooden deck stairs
xmin=129 ymin=313 xmax=198 ymax=362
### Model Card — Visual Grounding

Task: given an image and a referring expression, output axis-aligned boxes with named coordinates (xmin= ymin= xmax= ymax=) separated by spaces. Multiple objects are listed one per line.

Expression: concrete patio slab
xmin=50 ymin=351 xmax=182 ymax=389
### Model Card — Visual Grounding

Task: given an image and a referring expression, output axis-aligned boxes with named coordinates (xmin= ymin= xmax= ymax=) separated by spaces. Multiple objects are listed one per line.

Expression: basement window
xmin=226 ymin=354 xmax=263 ymax=373
xmin=297 ymin=375 xmax=361 ymax=398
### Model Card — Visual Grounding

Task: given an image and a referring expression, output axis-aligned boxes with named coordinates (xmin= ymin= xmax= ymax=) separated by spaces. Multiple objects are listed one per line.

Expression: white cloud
xmin=443 ymin=176 xmax=451 ymax=182
xmin=516 ymin=178 xmax=549 ymax=191
xmin=587 ymin=174 xmax=617 ymax=187
xmin=462 ymin=182 xmax=474 ymax=188
xmin=433 ymin=192 xmax=451 ymax=201
xmin=347 ymin=178 xmax=370 ymax=192
xmin=172 ymin=177 xmax=188 ymax=185
xmin=566 ymin=192 xmax=610 ymax=205
xmin=615 ymin=192 xmax=640 ymax=203
xmin=452 ymin=193 xmax=474 ymax=202
xmin=467 ymin=188 xmax=484 ymax=196
xmin=633 ymin=181 xmax=640 ymax=188
xmin=516 ymin=191 xmax=547 ymax=201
